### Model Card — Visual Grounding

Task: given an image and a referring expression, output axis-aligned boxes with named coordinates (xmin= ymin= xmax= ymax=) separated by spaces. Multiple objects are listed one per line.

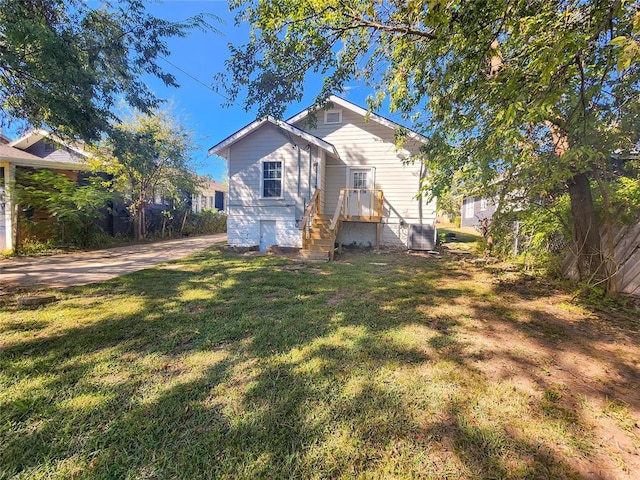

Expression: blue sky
xmin=4 ymin=1 xmax=406 ymax=182
xmin=144 ymin=0 xmax=387 ymax=182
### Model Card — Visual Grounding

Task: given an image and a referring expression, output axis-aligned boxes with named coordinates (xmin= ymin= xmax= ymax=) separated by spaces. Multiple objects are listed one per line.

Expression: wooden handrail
xmin=329 ymin=189 xmax=345 ymax=230
xmin=301 ymin=189 xmax=320 ymax=249
xmin=335 ymin=188 xmax=384 ymax=222
xmin=301 ymin=189 xmax=320 ymax=231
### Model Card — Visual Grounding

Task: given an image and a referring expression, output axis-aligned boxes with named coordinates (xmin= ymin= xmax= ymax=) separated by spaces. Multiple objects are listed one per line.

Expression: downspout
xmin=307 ymin=144 xmax=312 ymax=200
xmin=297 ymin=146 xmax=301 ymax=197
xmin=418 ymin=162 xmax=424 ymax=224
xmin=314 ymin=160 xmax=319 ymax=189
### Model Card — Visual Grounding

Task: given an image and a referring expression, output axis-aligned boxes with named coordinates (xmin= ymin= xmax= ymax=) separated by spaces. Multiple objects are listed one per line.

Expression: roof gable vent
xmin=324 ymin=109 xmax=342 ymax=124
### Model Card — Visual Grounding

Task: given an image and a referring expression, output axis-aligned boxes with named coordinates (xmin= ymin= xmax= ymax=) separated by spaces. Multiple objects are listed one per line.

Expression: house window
xmin=480 ymin=198 xmax=487 ymax=211
xmin=262 ymin=161 xmax=282 ymax=198
xmin=352 ymin=171 xmax=368 ymax=189
xmin=324 ymin=109 xmax=342 ymax=124
xmin=465 ymin=198 xmax=475 ymax=218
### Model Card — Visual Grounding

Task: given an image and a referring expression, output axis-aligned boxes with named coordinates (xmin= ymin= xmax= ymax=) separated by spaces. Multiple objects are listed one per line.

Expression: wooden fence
xmin=610 ymin=221 xmax=640 ymax=296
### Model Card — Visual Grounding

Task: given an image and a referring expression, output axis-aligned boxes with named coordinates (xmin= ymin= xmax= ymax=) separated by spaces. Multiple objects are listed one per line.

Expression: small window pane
xmin=465 ymin=198 xmax=475 ymax=218
xmin=352 ymin=172 xmax=368 ymax=189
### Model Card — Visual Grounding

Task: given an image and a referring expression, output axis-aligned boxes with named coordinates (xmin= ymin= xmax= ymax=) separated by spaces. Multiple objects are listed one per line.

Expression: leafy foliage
xmin=183 ymin=209 xmax=227 ymax=236
xmin=14 ymin=169 xmax=112 ymax=248
xmin=92 ymin=108 xmax=200 ymax=240
xmin=221 ymin=0 xmax=640 ymax=291
xmin=0 ymin=0 xmax=213 ymax=141
xmin=492 ymin=195 xmax=572 ymax=274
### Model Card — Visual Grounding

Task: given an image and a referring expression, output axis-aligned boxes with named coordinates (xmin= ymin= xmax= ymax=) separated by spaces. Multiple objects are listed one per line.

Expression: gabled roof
xmin=208 ymin=116 xmax=338 ymax=159
xmin=198 ymin=177 xmax=226 ymax=192
xmin=0 ymin=143 xmax=86 ymax=170
xmin=287 ymin=95 xmax=428 ymax=143
xmin=10 ymin=129 xmax=90 ymax=158
xmin=0 ymin=144 xmax=44 ymax=162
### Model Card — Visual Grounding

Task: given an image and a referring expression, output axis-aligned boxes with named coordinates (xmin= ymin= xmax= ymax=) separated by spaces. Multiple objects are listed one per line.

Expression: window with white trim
xmin=480 ymin=198 xmax=487 ymax=211
xmin=352 ymin=171 xmax=368 ymax=189
xmin=262 ymin=161 xmax=283 ymax=198
xmin=324 ymin=109 xmax=342 ymax=124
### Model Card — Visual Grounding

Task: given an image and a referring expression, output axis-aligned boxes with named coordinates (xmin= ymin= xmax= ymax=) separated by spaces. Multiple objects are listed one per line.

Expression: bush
xmin=14 ymin=169 xmax=113 ymax=251
xmin=182 ymin=210 xmax=227 ymax=235
xmin=454 ymin=216 xmax=461 ymax=228
xmin=489 ymin=196 xmax=571 ymax=275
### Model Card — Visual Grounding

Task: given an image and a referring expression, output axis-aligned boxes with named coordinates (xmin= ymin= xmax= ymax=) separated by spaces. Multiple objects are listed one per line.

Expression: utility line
xmin=81 ymin=1 xmax=257 ymax=116
xmin=157 ymin=54 xmax=257 ymax=115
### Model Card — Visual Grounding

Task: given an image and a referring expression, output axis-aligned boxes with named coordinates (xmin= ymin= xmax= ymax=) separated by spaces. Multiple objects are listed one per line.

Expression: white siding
xmin=325 ymin=161 xmax=346 ymax=217
xmin=227 ymin=208 xmax=301 ymax=248
xmin=224 ymin=103 xmax=437 ymax=249
xmin=382 ymin=222 xmax=410 ymax=247
xmin=294 ymin=108 xmax=436 ymax=247
xmin=226 ymin=123 xmax=317 ymax=248
xmin=318 ymin=151 xmax=326 ymax=213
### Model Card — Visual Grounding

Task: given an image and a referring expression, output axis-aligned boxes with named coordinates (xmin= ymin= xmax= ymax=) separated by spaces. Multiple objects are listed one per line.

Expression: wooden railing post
xmin=301 ymin=189 xmax=320 ymax=249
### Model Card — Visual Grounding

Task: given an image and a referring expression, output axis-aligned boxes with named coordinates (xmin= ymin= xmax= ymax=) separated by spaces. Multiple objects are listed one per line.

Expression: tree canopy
xmin=0 ymin=0 xmax=211 ymax=141
xmin=221 ymin=0 xmax=640 ymax=292
xmin=92 ymin=108 xmax=200 ymax=240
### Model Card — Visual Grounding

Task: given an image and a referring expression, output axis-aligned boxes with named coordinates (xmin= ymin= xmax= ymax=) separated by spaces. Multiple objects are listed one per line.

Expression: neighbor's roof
xmin=208 ymin=116 xmax=339 ymax=158
xmin=10 ymin=129 xmax=90 ymax=158
xmin=287 ymin=95 xmax=428 ymax=143
xmin=0 ymin=144 xmax=43 ymax=162
xmin=0 ymin=143 xmax=87 ymax=170
xmin=198 ymin=177 xmax=226 ymax=192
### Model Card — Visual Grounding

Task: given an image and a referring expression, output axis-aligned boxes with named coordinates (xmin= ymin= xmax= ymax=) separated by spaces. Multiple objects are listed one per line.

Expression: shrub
xmin=182 ymin=210 xmax=227 ymax=235
xmin=14 ymin=169 xmax=112 ymax=250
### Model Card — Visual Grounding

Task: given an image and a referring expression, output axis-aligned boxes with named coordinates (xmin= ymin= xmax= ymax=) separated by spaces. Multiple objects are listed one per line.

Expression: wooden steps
xmin=300 ymin=214 xmax=335 ymax=262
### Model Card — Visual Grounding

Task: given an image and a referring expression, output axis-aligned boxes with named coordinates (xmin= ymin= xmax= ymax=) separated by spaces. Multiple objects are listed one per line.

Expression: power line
xmin=80 ymin=1 xmax=256 ymax=116
xmin=157 ymin=55 xmax=256 ymax=115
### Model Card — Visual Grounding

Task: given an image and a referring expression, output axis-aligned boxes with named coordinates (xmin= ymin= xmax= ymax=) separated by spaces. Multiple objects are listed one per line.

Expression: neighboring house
xmin=1 ymin=130 xmax=90 ymax=251
xmin=2 ymin=129 xmax=224 ymax=251
xmin=192 ymin=178 xmax=226 ymax=213
xmin=208 ymin=95 xmax=437 ymax=258
xmin=460 ymin=196 xmax=498 ymax=228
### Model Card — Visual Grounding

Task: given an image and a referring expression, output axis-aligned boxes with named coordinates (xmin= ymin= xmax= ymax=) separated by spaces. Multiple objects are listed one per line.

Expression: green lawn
xmin=1 ymin=249 xmax=639 ymax=479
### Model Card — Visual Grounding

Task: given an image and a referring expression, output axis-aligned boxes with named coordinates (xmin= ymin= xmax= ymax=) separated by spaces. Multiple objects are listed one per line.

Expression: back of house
xmin=209 ymin=95 xmax=437 ymax=256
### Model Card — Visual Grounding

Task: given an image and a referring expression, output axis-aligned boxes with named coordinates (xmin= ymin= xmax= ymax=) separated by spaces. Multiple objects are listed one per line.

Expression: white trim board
xmin=287 ymin=95 xmax=428 ymax=144
xmin=208 ymin=116 xmax=339 ymax=158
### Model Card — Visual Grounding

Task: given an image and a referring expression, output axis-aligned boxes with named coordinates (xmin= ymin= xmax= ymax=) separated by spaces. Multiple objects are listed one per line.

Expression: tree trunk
xmin=133 ymin=207 xmax=143 ymax=241
xmin=140 ymin=207 xmax=146 ymax=239
xmin=133 ymin=209 xmax=140 ymax=241
xmin=180 ymin=209 xmax=188 ymax=234
xmin=566 ymin=172 xmax=603 ymax=282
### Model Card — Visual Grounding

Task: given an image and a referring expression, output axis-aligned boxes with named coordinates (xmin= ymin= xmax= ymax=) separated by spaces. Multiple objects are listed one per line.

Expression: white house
xmin=191 ymin=178 xmax=226 ymax=213
xmin=208 ymin=95 xmax=436 ymax=258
